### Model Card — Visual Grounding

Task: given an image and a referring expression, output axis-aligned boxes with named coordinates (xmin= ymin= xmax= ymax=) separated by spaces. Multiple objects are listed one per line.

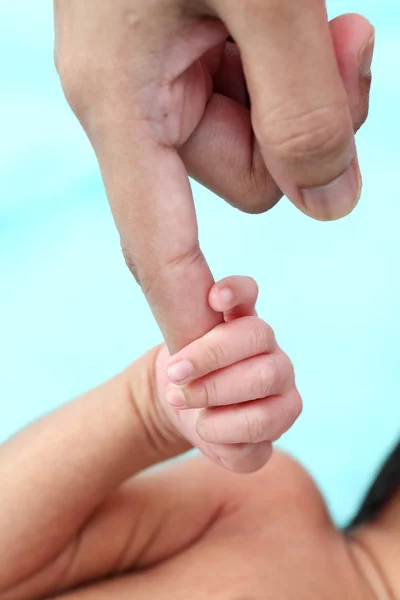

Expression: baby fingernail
xmin=219 ymin=288 xmax=234 ymax=306
xmin=167 ymin=386 xmax=186 ymax=408
xmin=167 ymin=360 xmax=193 ymax=384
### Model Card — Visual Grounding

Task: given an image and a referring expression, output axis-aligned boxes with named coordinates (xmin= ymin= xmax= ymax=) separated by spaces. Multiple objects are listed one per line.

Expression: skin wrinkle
xmin=243 ymin=407 xmax=257 ymax=444
xmin=346 ymin=541 xmax=382 ymax=600
xmin=257 ymin=103 xmax=353 ymax=167
xmin=349 ymin=537 xmax=395 ymax=600
xmin=116 ymin=513 xmax=164 ymax=573
xmin=139 ymin=244 xmax=205 ymax=300
xmin=125 ymin=373 xmax=165 ymax=458
xmin=117 ymin=473 xmax=228 ymax=574
xmin=0 ymin=541 xmax=79 ymax=600
xmin=3 ymin=441 xmax=399 ymax=599
xmin=127 ymin=350 xmax=189 ymax=457
xmin=57 ymin=533 xmax=85 ymax=594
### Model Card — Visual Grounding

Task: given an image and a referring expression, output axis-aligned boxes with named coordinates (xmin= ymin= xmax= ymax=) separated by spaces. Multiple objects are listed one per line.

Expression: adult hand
xmin=54 ymin=2 xmax=374 ymax=352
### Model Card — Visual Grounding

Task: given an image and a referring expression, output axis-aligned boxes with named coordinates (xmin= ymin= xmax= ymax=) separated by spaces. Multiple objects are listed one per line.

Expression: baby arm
xmin=0 ymin=276 xmax=301 ymax=599
xmin=0 ymin=348 xmax=188 ymax=599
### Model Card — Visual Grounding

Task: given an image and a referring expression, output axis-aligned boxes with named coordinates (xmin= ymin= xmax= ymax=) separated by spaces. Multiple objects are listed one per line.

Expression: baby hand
xmin=159 ymin=276 xmax=302 ymax=473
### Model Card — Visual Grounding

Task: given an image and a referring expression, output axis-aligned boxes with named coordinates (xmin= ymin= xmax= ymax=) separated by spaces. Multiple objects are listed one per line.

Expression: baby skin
xmin=0 ymin=277 xmax=395 ymax=599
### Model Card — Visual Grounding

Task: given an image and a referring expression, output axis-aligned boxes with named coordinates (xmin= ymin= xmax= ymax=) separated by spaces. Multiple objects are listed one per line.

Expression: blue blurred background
xmin=1 ymin=1 xmax=399 ymax=525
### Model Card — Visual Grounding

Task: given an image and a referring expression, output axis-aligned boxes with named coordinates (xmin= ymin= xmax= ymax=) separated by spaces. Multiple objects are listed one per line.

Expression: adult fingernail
xmin=359 ymin=32 xmax=375 ymax=78
xmin=167 ymin=360 xmax=193 ymax=384
xmin=300 ymin=160 xmax=361 ymax=221
xmin=167 ymin=386 xmax=186 ymax=408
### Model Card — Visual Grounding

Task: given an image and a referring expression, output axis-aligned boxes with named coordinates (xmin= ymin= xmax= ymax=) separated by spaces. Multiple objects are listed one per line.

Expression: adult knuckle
xmin=219 ymin=138 xmax=283 ymax=215
xmin=230 ymin=183 xmax=282 ymax=215
xmin=138 ymin=245 xmax=204 ymax=298
xmin=57 ymin=50 xmax=120 ymax=124
xmin=121 ymin=246 xmax=141 ymax=285
xmin=259 ymin=102 xmax=351 ymax=169
xmin=235 ymin=157 xmax=282 ymax=215
xmin=57 ymin=53 xmax=94 ymax=117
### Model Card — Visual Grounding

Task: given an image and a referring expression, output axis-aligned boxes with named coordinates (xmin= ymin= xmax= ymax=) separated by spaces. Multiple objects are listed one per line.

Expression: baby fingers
xmin=167 ymin=316 xmax=276 ymax=387
xmin=197 ymin=387 xmax=302 ymax=445
xmin=168 ymin=350 xmax=294 ymax=409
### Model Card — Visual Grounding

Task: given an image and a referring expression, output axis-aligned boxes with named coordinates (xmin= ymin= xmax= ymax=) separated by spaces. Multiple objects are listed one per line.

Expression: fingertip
xmin=220 ymin=287 xmax=235 ymax=305
xmin=217 ymin=442 xmax=273 ymax=474
xmin=209 ymin=276 xmax=259 ymax=314
xmin=167 ymin=360 xmax=194 ymax=384
xmin=166 ymin=386 xmax=186 ymax=408
xmin=330 ymin=12 xmax=374 ymax=42
xmin=209 ymin=284 xmax=235 ymax=313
